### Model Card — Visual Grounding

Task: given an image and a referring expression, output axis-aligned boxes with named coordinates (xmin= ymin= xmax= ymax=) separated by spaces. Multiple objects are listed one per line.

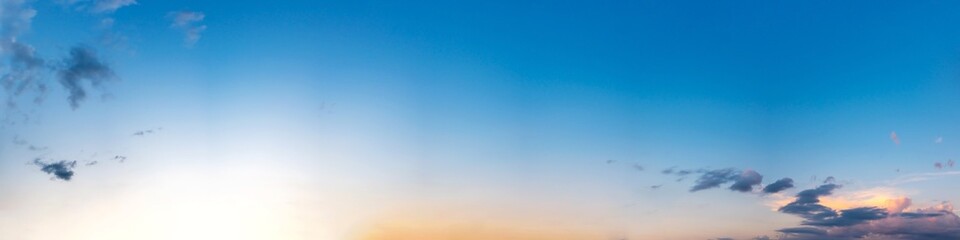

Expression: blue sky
xmin=3 ymin=1 xmax=960 ymax=239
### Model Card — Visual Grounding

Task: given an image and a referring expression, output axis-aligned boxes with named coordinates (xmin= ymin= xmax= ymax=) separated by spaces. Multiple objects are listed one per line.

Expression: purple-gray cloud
xmin=729 ymin=169 xmax=763 ymax=192
xmin=775 ymin=184 xmax=960 ymax=240
xmin=762 ymin=178 xmax=795 ymax=194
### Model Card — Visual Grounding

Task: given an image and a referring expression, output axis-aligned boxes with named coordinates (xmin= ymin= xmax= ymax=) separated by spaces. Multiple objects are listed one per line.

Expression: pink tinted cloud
xmin=890 ymin=131 xmax=900 ymax=145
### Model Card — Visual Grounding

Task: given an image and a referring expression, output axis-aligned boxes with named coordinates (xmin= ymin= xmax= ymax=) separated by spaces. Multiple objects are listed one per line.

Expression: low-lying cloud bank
xmin=775 ymin=184 xmax=960 ymax=240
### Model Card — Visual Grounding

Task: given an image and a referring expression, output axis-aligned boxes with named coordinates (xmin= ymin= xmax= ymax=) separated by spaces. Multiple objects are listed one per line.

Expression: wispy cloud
xmin=58 ymin=0 xmax=136 ymax=14
xmin=690 ymin=168 xmax=739 ymax=192
xmin=57 ymin=46 xmax=116 ymax=109
xmin=887 ymin=170 xmax=960 ymax=185
xmin=168 ymin=11 xmax=206 ymax=47
xmin=1 ymin=0 xmax=47 ymax=107
xmin=91 ymin=0 xmax=135 ymax=13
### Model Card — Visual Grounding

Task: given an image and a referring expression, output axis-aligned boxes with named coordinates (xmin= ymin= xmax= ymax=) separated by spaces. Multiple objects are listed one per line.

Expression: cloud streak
xmin=687 ymin=168 xmax=771 ymax=193
xmin=168 ymin=11 xmax=206 ymax=46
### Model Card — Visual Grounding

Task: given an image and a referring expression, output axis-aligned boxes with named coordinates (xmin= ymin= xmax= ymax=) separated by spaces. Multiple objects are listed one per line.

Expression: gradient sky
xmin=3 ymin=1 xmax=960 ymax=240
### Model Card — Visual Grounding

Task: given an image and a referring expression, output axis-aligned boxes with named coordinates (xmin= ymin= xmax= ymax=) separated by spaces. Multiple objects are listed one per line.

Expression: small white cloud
xmin=91 ymin=0 xmax=136 ymax=13
xmin=167 ymin=11 xmax=206 ymax=47
xmin=59 ymin=0 xmax=136 ymax=14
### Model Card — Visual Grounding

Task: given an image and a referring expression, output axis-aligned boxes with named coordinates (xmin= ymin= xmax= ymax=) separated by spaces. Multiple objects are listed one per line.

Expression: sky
xmin=2 ymin=0 xmax=960 ymax=239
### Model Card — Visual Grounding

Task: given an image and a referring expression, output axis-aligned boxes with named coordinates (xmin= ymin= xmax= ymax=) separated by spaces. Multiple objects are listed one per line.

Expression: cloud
xmin=778 ymin=184 xmax=842 ymax=221
xmin=884 ymin=197 xmax=911 ymax=214
xmin=823 ymin=176 xmax=836 ymax=184
xmin=763 ymin=178 xmax=795 ymax=194
xmin=775 ymin=185 xmax=960 ymax=240
xmin=730 ymin=169 xmax=763 ymax=192
xmin=33 ymin=159 xmax=77 ymax=181
xmin=632 ymin=164 xmax=644 ymax=171
xmin=890 ymin=131 xmax=900 ymax=145
xmin=91 ymin=0 xmax=135 ymax=13
xmin=59 ymin=0 xmax=136 ymax=14
xmin=690 ymin=168 xmax=740 ymax=192
xmin=168 ymin=11 xmax=206 ymax=46
xmin=888 ymin=170 xmax=960 ymax=186
xmin=1 ymin=0 xmax=47 ymax=106
xmin=935 ymin=136 xmax=943 ymax=144
xmin=686 ymin=168 xmax=776 ymax=193
xmin=57 ymin=46 xmax=116 ymax=109
xmin=804 ymin=207 xmax=888 ymax=227
xmin=935 ymin=162 xmax=943 ymax=170
xmin=132 ymin=127 xmax=162 ymax=136
xmin=778 ymin=227 xmax=828 ymax=237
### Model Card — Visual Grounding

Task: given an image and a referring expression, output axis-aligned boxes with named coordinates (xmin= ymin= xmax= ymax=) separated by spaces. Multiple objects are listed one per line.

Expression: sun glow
xmin=62 ymin=166 xmax=313 ymax=240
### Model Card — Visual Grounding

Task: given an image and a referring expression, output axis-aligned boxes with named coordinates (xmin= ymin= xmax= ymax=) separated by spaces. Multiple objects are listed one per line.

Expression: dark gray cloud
xmin=33 ymin=159 xmax=77 ymax=181
xmin=762 ymin=178 xmax=795 ymax=194
xmin=690 ymin=168 xmax=738 ymax=192
xmin=729 ymin=169 xmax=763 ymax=192
xmin=803 ymin=207 xmax=888 ymax=227
xmin=778 ymin=184 xmax=841 ymax=221
xmin=58 ymin=46 xmax=116 ymax=109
